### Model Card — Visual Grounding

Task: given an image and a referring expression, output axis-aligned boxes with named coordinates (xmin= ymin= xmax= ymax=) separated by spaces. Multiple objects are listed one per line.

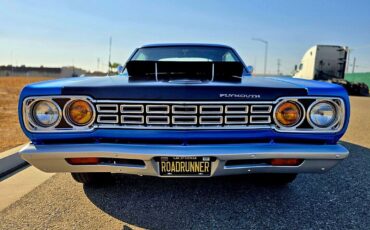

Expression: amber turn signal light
xmin=67 ymin=100 xmax=94 ymax=126
xmin=275 ymin=101 xmax=302 ymax=127
xmin=271 ymin=159 xmax=303 ymax=166
xmin=66 ymin=157 xmax=100 ymax=165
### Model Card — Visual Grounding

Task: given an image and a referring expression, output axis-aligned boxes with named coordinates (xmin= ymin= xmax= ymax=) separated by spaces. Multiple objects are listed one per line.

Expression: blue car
xmin=18 ymin=43 xmax=350 ymax=185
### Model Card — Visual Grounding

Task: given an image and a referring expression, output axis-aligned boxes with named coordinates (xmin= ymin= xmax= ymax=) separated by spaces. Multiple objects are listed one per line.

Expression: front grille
xmin=95 ymin=101 xmax=273 ymax=129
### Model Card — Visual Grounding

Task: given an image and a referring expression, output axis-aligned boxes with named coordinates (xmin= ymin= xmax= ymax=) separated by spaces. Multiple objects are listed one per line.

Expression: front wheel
xmin=71 ymin=172 xmax=113 ymax=185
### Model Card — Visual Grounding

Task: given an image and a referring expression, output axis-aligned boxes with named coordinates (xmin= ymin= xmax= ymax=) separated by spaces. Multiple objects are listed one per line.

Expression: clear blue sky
xmin=1 ymin=0 xmax=370 ymax=74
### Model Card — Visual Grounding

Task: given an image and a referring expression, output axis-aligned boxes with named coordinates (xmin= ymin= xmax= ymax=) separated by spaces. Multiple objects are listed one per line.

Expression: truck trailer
xmin=294 ymin=45 xmax=369 ymax=96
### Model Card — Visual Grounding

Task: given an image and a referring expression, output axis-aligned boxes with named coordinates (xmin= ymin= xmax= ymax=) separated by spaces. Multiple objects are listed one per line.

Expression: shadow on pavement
xmin=84 ymin=141 xmax=370 ymax=229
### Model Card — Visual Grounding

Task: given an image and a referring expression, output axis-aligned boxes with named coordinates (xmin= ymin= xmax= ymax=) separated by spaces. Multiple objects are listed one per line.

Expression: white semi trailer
xmin=294 ymin=45 xmax=368 ymax=96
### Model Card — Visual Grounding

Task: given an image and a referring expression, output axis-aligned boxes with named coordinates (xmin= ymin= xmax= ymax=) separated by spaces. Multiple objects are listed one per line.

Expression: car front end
xmin=18 ymin=44 xmax=350 ymax=184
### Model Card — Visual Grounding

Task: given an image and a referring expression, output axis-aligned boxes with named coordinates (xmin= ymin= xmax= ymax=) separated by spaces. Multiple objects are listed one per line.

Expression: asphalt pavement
xmin=0 ymin=96 xmax=369 ymax=230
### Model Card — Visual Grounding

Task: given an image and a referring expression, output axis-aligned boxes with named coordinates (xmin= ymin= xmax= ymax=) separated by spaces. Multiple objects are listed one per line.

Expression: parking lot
xmin=0 ymin=96 xmax=369 ymax=229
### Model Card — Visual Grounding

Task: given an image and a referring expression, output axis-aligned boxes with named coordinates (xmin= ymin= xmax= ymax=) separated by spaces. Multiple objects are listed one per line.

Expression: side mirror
xmin=246 ymin=65 xmax=254 ymax=74
xmin=117 ymin=65 xmax=124 ymax=74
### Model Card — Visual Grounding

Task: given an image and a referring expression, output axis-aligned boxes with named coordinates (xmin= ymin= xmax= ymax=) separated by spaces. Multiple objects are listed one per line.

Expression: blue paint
xmin=17 ymin=45 xmax=350 ymax=145
xmin=24 ymin=129 xmax=345 ymax=145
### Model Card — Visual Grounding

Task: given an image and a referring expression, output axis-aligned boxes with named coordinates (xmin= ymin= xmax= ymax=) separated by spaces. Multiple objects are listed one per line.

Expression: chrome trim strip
xmin=98 ymin=100 xmax=274 ymax=104
xmin=146 ymin=116 xmax=170 ymax=124
xmin=225 ymin=105 xmax=248 ymax=114
xmin=96 ymin=104 xmax=118 ymax=113
xmin=199 ymin=105 xmax=223 ymax=114
xmin=250 ymin=115 xmax=271 ymax=124
xmin=199 ymin=116 xmax=223 ymax=125
xmin=155 ymin=62 xmax=158 ymax=82
xmin=120 ymin=104 xmax=144 ymax=114
xmin=97 ymin=115 xmax=119 ymax=124
xmin=250 ymin=105 xmax=272 ymax=114
xmin=211 ymin=63 xmax=215 ymax=82
xmin=97 ymin=124 xmax=271 ymax=130
xmin=172 ymin=105 xmax=197 ymax=114
xmin=172 ymin=116 xmax=197 ymax=125
xmin=121 ymin=115 xmax=144 ymax=124
xmin=146 ymin=105 xmax=170 ymax=114
xmin=225 ymin=116 xmax=248 ymax=124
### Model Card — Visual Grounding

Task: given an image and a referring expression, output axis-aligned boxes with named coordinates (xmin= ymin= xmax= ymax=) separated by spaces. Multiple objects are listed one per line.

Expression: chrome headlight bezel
xmin=63 ymin=99 xmax=96 ymax=128
xmin=273 ymin=99 xmax=305 ymax=129
xmin=307 ymin=99 xmax=341 ymax=130
xmin=272 ymin=97 xmax=346 ymax=133
xmin=27 ymin=99 xmax=62 ymax=130
xmin=22 ymin=96 xmax=96 ymax=133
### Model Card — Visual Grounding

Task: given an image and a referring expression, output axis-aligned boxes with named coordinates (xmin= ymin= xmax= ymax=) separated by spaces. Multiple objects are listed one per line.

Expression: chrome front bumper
xmin=19 ymin=142 xmax=349 ymax=176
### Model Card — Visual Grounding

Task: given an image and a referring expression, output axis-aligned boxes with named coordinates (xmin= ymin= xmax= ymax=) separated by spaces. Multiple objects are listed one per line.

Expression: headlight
xmin=32 ymin=100 xmax=60 ymax=127
xmin=274 ymin=101 xmax=303 ymax=127
xmin=309 ymin=101 xmax=337 ymax=128
xmin=66 ymin=100 xmax=94 ymax=126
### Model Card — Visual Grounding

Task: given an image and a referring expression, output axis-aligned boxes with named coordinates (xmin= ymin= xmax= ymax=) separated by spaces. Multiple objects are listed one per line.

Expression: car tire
xmin=256 ymin=173 xmax=297 ymax=185
xmin=71 ymin=172 xmax=114 ymax=185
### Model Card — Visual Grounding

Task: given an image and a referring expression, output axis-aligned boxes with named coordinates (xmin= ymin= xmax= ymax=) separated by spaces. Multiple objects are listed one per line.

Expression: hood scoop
xmin=126 ymin=61 xmax=244 ymax=83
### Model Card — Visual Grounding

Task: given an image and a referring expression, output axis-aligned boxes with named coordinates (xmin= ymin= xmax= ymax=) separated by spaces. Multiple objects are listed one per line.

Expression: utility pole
xmin=252 ymin=38 xmax=268 ymax=75
xmin=108 ymin=36 xmax=112 ymax=74
xmin=346 ymin=48 xmax=351 ymax=73
xmin=97 ymin=58 xmax=100 ymax=71
xmin=352 ymin=57 xmax=356 ymax=73
xmin=11 ymin=51 xmax=14 ymax=76
xmin=277 ymin=59 xmax=281 ymax=75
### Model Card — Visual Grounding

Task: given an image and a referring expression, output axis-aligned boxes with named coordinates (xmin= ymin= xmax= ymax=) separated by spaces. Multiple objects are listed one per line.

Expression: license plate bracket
xmin=159 ymin=156 xmax=211 ymax=176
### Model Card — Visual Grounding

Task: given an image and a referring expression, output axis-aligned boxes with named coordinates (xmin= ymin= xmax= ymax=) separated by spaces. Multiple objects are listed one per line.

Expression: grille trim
xmin=120 ymin=104 xmax=144 ymax=114
xmin=97 ymin=115 xmax=119 ymax=124
xmin=199 ymin=116 xmax=223 ymax=125
xmin=250 ymin=115 xmax=271 ymax=124
xmin=96 ymin=104 xmax=118 ymax=113
xmin=146 ymin=116 xmax=170 ymax=125
xmin=121 ymin=115 xmax=144 ymax=124
xmin=96 ymin=100 xmax=273 ymax=129
xmin=225 ymin=116 xmax=248 ymax=124
xmin=146 ymin=105 xmax=170 ymax=114
xmin=225 ymin=105 xmax=249 ymax=114
xmin=172 ymin=116 xmax=197 ymax=125
xmin=250 ymin=105 xmax=272 ymax=114
xmin=172 ymin=105 xmax=197 ymax=114
xmin=199 ymin=105 xmax=223 ymax=114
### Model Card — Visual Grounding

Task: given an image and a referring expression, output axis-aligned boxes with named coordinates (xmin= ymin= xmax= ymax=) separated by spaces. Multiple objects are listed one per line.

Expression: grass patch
xmin=0 ymin=76 xmax=54 ymax=152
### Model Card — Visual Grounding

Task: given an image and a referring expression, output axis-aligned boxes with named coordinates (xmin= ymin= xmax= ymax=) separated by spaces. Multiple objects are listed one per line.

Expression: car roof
xmin=140 ymin=43 xmax=233 ymax=49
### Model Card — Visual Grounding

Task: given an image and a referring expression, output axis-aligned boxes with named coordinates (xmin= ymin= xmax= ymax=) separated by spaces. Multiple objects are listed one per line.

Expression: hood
xmin=20 ymin=75 xmax=347 ymax=101
xmin=21 ymin=75 xmax=308 ymax=101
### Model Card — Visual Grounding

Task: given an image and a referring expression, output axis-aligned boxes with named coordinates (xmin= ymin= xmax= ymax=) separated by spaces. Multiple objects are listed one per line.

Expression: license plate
xmin=159 ymin=156 xmax=211 ymax=176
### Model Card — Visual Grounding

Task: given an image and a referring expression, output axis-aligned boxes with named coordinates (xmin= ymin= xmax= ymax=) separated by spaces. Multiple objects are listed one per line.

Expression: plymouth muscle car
xmin=18 ymin=43 xmax=350 ymax=185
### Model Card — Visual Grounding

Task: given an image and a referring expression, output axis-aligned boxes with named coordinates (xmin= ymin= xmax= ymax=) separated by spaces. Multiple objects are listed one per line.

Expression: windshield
xmin=131 ymin=46 xmax=241 ymax=62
